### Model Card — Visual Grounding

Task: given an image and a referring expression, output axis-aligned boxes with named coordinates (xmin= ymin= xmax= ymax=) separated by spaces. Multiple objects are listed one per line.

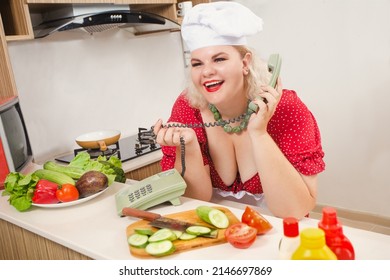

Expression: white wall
xmin=8 ymin=0 xmax=390 ymax=217
xmin=8 ymin=29 xmax=188 ymax=162
xmin=237 ymin=0 xmax=390 ymax=217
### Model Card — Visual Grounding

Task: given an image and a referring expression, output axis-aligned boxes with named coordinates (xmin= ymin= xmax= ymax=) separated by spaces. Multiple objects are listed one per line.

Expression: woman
xmin=153 ymin=2 xmax=325 ymax=219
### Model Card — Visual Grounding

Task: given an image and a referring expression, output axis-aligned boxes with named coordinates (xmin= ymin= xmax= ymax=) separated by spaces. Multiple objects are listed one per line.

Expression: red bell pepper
xmin=32 ymin=179 xmax=60 ymax=204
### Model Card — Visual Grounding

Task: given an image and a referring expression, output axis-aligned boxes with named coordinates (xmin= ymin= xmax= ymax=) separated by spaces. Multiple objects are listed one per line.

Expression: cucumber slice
xmin=148 ymin=228 xmax=177 ymax=242
xmin=196 ymin=206 xmax=230 ymax=229
xmin=145 ymin=240 xmax=175 ymax=257
xmin=209 ymin=209 xmax=229 ymax=229
xmin=127 ymin=233 xmax=149 ymax=248
xmin=134 ymin=228 xmax=155 ymax=236
xmin=172 ymin=230 xmax=183 ymax=239
xmin=179 ymin=232 xmax=197 ymax=240
xmin=186 ymin=226 xmax=212 ymax=236
xmin=209 ymin=229 xmax=219 ymax=238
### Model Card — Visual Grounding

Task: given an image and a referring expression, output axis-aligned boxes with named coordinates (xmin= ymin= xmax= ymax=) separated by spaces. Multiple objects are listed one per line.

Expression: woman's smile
xmin=203 ymin=80 xmax=224 ymax=92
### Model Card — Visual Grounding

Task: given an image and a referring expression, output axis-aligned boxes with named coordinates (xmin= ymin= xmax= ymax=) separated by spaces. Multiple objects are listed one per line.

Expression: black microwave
xmin=0 ymin=96 xmax=33 ymax=189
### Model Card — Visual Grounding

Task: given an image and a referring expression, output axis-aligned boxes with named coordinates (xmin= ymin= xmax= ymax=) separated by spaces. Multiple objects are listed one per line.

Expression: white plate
xmin=32 ymin=187 xmax=109 ymax=208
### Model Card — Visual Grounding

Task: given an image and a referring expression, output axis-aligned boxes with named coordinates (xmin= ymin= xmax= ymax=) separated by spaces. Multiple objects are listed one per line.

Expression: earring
xmin=244 ymin=68 xmax=249 ymax=75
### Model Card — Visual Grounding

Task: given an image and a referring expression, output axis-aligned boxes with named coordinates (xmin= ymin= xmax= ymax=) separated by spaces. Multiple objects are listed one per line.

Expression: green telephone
xmin=248 ymin=53 xmax=282 ymax=112
xmin=267 ymin=53 xmax=282 ymax=88
xmin=115 ymin=168 xmax=187 ymax=216
xmin=115 ymin=54 xmax=282 ymax=215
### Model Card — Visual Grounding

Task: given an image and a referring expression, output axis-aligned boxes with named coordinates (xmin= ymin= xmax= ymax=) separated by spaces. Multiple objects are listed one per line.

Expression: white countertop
xmin=1 ymin=179 xmax=390 ymax=260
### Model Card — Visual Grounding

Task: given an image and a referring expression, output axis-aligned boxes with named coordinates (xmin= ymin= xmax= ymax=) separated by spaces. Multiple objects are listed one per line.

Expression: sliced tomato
xmin=224 ymin=223 xmax=257 ymax=249
xmin=241 ymin=206 xmax=273 ymax=235
xmin=56 ymin=184 xmax=79 ymax=203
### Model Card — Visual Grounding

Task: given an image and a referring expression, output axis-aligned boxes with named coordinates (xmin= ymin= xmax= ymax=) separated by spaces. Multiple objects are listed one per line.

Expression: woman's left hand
xmin=247 ymin=77 xmax=283 ymax=135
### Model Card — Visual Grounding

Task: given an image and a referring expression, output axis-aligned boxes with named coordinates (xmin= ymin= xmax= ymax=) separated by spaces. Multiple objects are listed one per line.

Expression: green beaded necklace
xmin=208 ymin=102 xmax=256 ymax=134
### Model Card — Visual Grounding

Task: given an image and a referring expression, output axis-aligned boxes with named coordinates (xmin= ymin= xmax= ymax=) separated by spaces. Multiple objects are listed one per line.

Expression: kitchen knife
xmin=121 ymin=207 xmax=218 ymax=238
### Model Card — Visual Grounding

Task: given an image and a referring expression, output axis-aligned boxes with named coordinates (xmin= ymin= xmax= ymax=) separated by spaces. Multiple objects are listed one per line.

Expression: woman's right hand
xmin=153 ymin=119 xmax=197 ymax=147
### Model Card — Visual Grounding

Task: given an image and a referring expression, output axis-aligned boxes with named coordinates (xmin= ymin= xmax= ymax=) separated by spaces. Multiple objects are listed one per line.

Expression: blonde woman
xmin=153 ymin=2 xmax=325 ymax=219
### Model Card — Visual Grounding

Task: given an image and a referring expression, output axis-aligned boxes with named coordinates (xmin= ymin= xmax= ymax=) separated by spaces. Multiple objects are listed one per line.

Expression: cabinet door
xmin=0 ymin=15 xmax=18 ymax=100
xmin=0 ymin=0 xmax=33 ymax=40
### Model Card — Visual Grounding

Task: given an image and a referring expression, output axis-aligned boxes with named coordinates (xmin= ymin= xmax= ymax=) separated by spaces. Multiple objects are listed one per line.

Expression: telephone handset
xmin=248 ymin=53 xmax=282 ymax=113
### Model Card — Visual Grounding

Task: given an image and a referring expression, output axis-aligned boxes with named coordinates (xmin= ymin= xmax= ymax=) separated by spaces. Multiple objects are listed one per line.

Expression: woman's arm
xmin=153 ymin=119 xmax=213 ymax=201
xmin=250 ymin=131 xmax=317 ymax=219
xmin=248 ymin=81 xmax=320 ymax=218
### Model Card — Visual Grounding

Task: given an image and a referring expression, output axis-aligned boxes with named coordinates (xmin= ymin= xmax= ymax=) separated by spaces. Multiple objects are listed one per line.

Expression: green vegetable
xmin=179 ymin=232 xmax=197 ymax=240
xmin=196 ymin=206 xmax=229 ymax=229
xmin=128 ymin=233 xmax=149 ymax=248
xmin=2 ymin=172 xmax=39 ymax=211
xmin=172 ymin=230 xmax=183 ymax=239
xmin=33 ymin=169 xmax=75 ymax=186
xmin=43 ymin=161 xmax=85 ymax=179
xmin=68 ymin=152 xmax=125 ymax=185
xmin=148 ymin=228 xmax=177 ymax=242
xmin=186 ymin=226 xmax=212 ymax=236
xmin=98 ymin=161 xmax=126 ymax=183
xmin=145 ymin=240 xmax=175 ymax=257
xmin=134 ymin=228 xmax=155 ymax=236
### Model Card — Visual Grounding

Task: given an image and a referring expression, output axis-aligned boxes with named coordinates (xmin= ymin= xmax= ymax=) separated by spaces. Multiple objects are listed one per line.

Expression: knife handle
xmin=121 ymin=207 xmax=161 ymax=221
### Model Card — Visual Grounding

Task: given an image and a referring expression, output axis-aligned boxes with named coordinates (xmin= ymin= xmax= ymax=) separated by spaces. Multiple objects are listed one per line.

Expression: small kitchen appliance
xmin=0 ymin=97 xmax=33 ymax=189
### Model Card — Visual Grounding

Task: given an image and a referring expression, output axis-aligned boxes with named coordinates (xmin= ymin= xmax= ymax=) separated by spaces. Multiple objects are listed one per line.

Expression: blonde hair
xmin=185 ymin=46 xmax=271 ymax=109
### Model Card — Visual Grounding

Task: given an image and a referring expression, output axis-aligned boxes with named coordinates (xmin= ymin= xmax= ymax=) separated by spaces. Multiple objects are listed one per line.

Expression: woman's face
xmin=190 ymin=45 xmax=250 ymax=107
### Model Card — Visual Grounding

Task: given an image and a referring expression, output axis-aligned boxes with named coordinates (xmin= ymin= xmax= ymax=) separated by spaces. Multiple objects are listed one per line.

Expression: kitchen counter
xmin=121 ymin=149 xmax=162 ymax=173
xmin=1 ymin=180 xmax=390 ymax=260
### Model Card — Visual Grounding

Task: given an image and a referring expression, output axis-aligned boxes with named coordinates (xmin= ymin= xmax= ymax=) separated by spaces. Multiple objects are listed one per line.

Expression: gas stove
xmin=55 ymin=127 xmax=160 ymax=164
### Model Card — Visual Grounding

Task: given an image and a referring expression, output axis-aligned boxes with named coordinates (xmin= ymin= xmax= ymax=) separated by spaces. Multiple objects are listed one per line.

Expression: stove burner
xmin=136 ymin=127 xmax=158 ymax=155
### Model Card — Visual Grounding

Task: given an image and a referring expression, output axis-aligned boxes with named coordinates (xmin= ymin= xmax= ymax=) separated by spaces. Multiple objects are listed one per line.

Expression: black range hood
xmin=32 ymin=4 xmax=181 ymax=39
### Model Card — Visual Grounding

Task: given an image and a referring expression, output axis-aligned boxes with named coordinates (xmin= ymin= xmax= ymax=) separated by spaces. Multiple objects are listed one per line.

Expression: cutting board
xmin=126 ymin=206 xmax=240 ymax=258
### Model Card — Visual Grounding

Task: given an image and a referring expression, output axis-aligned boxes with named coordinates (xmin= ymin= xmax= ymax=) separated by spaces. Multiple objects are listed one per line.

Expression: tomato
xmin=241 ymin=206 xmax=273 ymax=235
xmin=224 ymin=223 xmax=257 ymax=249
xmin=56 ymin=184 xmax=79 ymax=203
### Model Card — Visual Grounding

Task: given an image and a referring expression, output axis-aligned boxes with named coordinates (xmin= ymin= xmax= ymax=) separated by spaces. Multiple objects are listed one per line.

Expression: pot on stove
xmin=75 ymin=130 xmax=121 ymax=151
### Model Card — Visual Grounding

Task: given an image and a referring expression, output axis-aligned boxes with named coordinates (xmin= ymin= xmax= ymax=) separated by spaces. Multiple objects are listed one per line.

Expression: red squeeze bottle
xmin=318 ymin=207 xmax=355 ymax=260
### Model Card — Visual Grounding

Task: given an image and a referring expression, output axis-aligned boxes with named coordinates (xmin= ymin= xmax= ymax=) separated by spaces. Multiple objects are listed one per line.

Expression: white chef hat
xmin=181 ymin=1 xmax=263 ymax=52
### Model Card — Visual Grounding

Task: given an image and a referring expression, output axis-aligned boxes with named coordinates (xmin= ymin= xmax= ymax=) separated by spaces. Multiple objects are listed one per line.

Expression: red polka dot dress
xmin=160 ymin=89 xmax=325 ymax=195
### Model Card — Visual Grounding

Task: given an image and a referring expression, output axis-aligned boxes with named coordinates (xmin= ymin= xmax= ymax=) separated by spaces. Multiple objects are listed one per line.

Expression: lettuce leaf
xmin=2 ymin=172 xmax=39 ymax=211
xmin=68 ymin=152 xmax=123 ymax=185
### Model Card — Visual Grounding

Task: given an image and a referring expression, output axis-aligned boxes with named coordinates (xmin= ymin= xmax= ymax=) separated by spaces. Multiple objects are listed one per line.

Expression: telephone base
xmin=169 ymin=197 xmax=182 ymax=206
xmin=115 ymin=169 xmax=187 ymax=215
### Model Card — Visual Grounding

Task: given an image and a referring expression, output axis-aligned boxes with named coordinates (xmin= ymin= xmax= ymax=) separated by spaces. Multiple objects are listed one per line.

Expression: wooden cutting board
xmin=126 ymin=206 xmax=240 ymax=258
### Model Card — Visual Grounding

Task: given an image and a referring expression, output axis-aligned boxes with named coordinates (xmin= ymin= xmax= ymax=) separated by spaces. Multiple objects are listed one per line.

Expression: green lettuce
xmin=68 ymin=152 xmax=125 ymax=184
xmin=2 ymin=172 xmax=39 ymax=211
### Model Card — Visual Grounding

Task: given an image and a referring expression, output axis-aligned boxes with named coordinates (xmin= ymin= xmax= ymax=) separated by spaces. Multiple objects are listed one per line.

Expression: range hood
xmin=32 ymin=4 xmax=181 ymax=39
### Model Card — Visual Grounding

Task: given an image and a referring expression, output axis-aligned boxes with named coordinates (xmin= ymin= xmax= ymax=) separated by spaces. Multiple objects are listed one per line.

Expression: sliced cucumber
xmin=148 ymin=228 xmax=177 ymax=242
xmin=134 ymin=228 xmax=155 ymax=236
xmin=179 ymin=232 xmax=197 ymax=240
xmin=209 ymin=209 xmax=229 ymax=229
xmin=186 ymin=225 xmax=211 ymax=236
xmin=209 ymin=229 xmax=219 ymax=238
xmin=145 ymin=240 xmax=175 ymax=257
xmin=128 ymin=233 xmax=149 ymax=248
xmin=196 ymin=206 xmax=229 ymax=229
xmin=172 ymin=230 xmax=183 ymax=239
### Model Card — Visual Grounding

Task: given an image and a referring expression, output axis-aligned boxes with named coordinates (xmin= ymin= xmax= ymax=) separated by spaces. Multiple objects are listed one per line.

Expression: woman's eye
xmin=191 ymin=62 xmax=202 ymax=67
xmin=215 ymin=57 xmax=226 ymax=62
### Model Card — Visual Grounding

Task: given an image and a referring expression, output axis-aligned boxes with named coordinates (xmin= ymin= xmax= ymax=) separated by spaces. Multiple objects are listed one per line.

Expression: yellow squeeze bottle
xmin=291 ymin=228 xmax=337 ymax=260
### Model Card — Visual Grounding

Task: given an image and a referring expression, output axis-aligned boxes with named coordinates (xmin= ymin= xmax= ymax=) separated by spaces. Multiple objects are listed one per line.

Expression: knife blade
xmin=121 ymin=207 xmax=218 ymax=238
